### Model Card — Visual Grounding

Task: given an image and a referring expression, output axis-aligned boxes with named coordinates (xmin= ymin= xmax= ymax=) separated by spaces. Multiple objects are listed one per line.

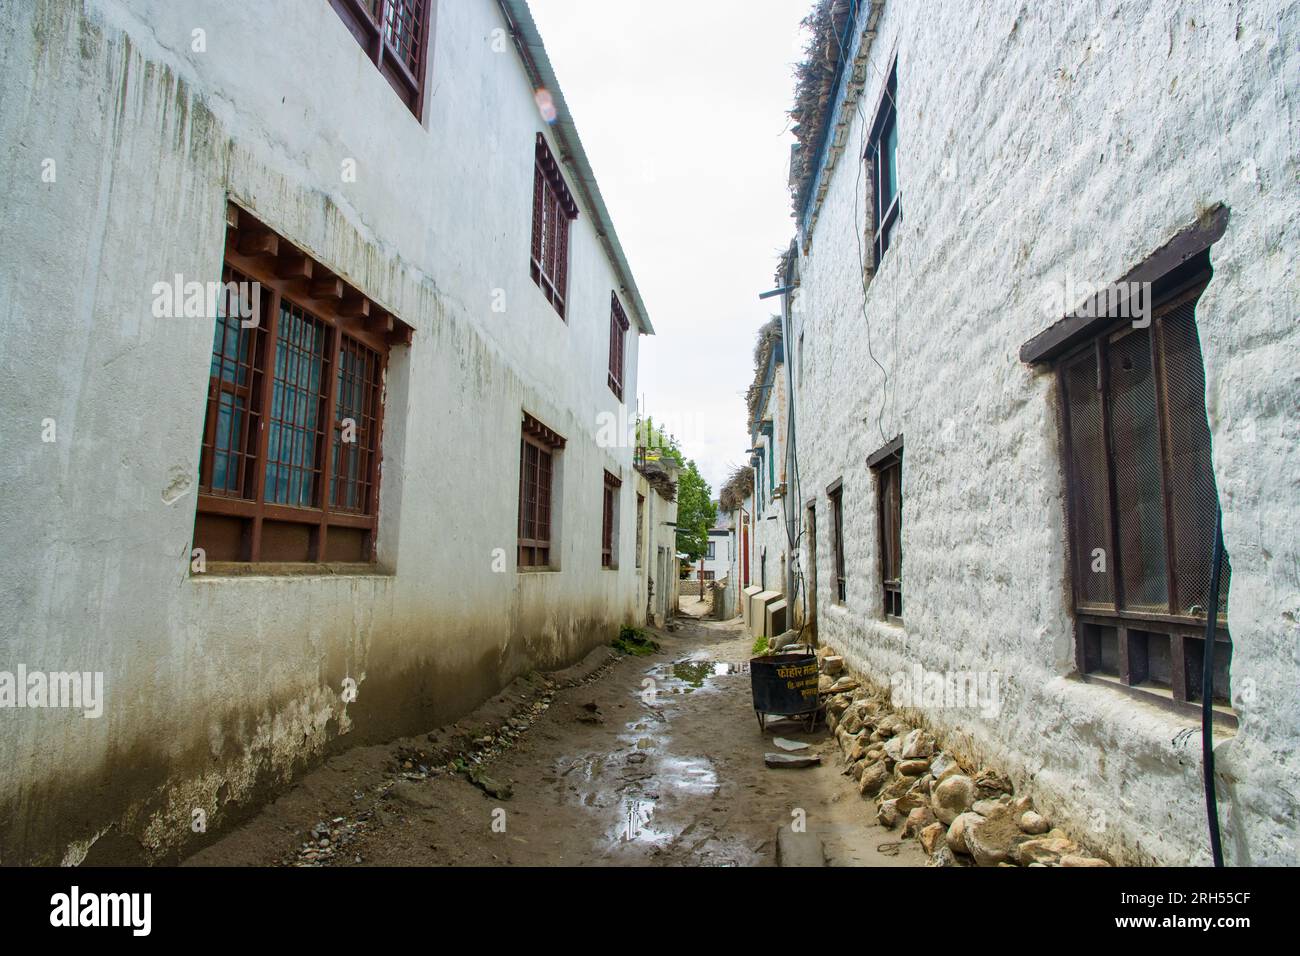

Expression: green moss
xmin=612 ymin=626 xmax=660 ymax=656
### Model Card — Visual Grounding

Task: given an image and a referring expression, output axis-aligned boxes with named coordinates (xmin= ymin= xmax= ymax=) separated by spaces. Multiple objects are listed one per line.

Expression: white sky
xmin=529 ymin=0 xmax=807 ymax=495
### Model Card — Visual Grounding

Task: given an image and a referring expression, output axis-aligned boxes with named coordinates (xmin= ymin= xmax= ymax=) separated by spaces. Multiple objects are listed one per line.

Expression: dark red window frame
xmin=519 ymin=412 xmax=565 ymax=568
xmin=868 ymin=438 xmax=903 ymax=619
xmin=329 ymin=0 xmax=431 ymax=118
xmin=195 ymin=204 xmax=410 ymax=565
xmin=608 ymin=293 xmax=629 ymax=400
xmin=602 ymin=470 xmax=622 ymax=569
xmin=828 ymin=480 xmax=846 ymax=603
xmin=531 ymin=134 xmax=578 ymax=319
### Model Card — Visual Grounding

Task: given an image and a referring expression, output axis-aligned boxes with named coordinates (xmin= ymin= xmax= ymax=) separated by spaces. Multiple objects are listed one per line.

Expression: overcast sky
xmin=529 ymin=0 xmax=807 ymax=495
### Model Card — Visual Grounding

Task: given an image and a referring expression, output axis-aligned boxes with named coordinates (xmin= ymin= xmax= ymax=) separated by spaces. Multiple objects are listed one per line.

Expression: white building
xmin=779 ymin=0 xmax=1298 ymax=865
xmin=0 ymin=0 xmax=653 ymax=864
xmin=689 ymin=510 xmax=729 ymax=584
xmin=634 ymin=455 xmax=681 ymax=627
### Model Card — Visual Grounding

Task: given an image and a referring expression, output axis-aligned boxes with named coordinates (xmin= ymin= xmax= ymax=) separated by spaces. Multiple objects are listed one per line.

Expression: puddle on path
xmin=557 ymin=650 xmax=752 ymax=857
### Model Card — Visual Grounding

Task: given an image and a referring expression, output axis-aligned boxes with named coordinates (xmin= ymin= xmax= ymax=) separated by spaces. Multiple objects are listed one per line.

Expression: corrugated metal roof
xmin=497 ymin=0 xmax=654 ymax=336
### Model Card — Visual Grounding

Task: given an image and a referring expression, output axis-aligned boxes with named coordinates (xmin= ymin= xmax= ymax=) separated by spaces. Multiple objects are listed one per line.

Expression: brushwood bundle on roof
xmin=635 ymin=459 xmax=677 ymax=502
xmin=788 ymin=0 xmax=854 ymax=217
xmin=746 ymin=316 xmax=783 ymax=422
xmin=719 ymin=466 xmax=755 ymax=513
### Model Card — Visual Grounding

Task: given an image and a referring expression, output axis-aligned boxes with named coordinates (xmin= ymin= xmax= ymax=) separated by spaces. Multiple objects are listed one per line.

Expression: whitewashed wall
xmin=0 ymin=0 xmax=647 ymax=863
xmin=791 ymin=0 xmax=1298 ymax=865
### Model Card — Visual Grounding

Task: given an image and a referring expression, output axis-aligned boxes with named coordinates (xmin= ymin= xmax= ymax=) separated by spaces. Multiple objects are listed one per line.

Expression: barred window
xmin=519 ymin=412 xmax=565 ymax=569
xmin=608 ymin=294 xmax=629 ymax=400
xmin=1057 ymin=270 xmax=1232 ymax=711
xmin=194 ymin=205 xmax=410 ymax=565
xmin=531 ymin=134 xmax=578 ymax=319
xmin=329 ymin=0 xmax=431 ymax=117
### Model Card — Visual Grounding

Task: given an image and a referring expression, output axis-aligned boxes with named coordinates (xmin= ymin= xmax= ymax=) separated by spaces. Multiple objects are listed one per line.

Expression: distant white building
xmin=698 ymin=511 xmax=731 ymax=582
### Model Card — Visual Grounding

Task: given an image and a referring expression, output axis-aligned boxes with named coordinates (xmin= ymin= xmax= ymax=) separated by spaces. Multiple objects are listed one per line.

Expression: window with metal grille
xmin=1057 ymin=270 xmax=1232 ymax=711
xmin=195 ymin=205 xmax=408 ymax=565
xmin=828 ymin=480 xmax=846 ymax=603
xmin=329 ymin=0 xmax=431 ymax=117
xmin=866 ymin=60 xmax=900 ymax=268
xmin=608 ymin=294 xmax=629 ymax=399
xmin=602 ymin=471 xmax=621 ymax=569
xmin=530 ymin=134 xmax=578 ymax=319
xmin=869 ymin=438 xmax=903 ymax=619
xmin=519 ymin=412 xmax=565 ymax=569
xmin=635 ymin=493 xmax=645 ymax=569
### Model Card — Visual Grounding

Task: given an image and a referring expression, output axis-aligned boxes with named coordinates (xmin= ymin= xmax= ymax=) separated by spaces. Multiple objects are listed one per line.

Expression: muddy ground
xmin=185 ymin=599 xmax=925 ymax=867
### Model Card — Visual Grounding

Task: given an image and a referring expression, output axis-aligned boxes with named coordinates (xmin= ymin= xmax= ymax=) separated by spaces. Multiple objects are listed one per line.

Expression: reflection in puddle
xmin=665 ymin=658 xmax=748 ymax=688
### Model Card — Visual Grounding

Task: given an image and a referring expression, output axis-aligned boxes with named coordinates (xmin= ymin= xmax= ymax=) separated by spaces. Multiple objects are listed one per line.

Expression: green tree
xmin=676 ymin=460 xmax=717 ymax=563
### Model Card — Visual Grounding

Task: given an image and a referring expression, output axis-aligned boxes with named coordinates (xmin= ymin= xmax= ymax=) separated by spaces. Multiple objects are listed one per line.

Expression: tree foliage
xmin=676 ymin=460 xmax=717 ymax=563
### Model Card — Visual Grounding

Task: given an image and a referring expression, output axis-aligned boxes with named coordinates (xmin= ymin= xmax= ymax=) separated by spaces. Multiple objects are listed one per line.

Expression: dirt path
xmin=185 ymin=601 xmax=925 ymax=867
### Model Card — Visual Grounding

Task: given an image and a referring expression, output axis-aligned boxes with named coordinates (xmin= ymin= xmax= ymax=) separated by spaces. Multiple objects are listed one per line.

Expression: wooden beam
xmin=237 ymin=231 xmax=279 ymax=258
xmin=276 ymin=250 xmax=313 ymax=281
xmin=309 ymin=276 xmax=345 ymax=301
xmin=366 ymin=311 xmax=395 ymax=335
xmin=339 ymin=296 xmax=370 ymax=319
xmin=226 ymin=203 xmax=240 ymax=230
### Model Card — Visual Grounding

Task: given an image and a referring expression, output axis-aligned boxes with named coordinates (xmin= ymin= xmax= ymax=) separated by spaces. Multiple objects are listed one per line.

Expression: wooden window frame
xmin=828 ymin=479 xmax=846 ymax=603
xmin=195 ymin=205 xmax=411 ymax=566
xmin=328 ymin=0 xmax=432 ymax=119
xmin=530 ymin=134 xmax=578 ymax=320
xmin=868 ymin=436 xmax=904 ymax=620
xmin=1053 ymin=265 xmax=1233 ymax=719
xmin=601 ymin=470 xmax=621 ymax=569
xmin=519 ymin=412 xmax=565 ymax=569
xmin=865 ymin=58 xmax=900 ymax=268
xmin=608 ymin=293 xmax=629 ymax=400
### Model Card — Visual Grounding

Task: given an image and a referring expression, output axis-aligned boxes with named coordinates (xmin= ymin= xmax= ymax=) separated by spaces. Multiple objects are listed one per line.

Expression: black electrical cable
xmin=1202 ymin=508 xmax=1226 ymax=867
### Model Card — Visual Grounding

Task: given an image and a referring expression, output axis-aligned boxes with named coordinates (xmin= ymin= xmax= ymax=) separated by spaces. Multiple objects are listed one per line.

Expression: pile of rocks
xmin=825 ymin=687 xmax=1110 ymax=867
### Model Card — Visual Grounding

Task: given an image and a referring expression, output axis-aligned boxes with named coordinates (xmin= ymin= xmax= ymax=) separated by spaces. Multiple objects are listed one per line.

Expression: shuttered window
xmin=519 ymin=413 xmax=565 ymax=569
xmin=608 ymin=294 xmax=629 ymax=399
xmin=870 ymin=441 xmax=903 ymax=619
xmin=602 ymin=471 xmax=621 ymax=569
xmin=530 ymin=134 xmax=578 ymax=319
xmin=829 ymin=481 xmax=846 ymax=603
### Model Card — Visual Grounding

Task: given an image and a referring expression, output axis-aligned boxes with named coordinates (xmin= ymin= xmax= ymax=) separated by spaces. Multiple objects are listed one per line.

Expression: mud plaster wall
xmin=790 ymin=0 xmax=1298 ymax=865
xmin=0 ymin=0 xmax=647 ymax=864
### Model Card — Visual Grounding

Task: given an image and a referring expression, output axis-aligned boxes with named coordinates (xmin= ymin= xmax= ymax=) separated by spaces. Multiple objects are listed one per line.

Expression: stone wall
xmin=789 ymin=0 xmax=1299 ymax=865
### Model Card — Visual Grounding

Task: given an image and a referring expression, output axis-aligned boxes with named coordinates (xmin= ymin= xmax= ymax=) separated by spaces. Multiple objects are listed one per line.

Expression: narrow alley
xmin=186 ymin=601 xmax=923 ymax=869
xmin=0 ymin=0 xmax=1293 ymax=940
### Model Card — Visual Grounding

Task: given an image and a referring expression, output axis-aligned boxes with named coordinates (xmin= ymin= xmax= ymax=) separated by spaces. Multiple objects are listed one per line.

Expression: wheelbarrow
xmin=750 ymin=651 xmax=821 ymax=732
